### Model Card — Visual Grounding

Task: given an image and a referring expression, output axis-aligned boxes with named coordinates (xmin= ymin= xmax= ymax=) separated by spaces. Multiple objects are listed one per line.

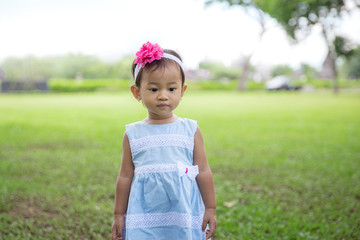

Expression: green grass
xmin=0 ymin=91 xmax=359 ymax=239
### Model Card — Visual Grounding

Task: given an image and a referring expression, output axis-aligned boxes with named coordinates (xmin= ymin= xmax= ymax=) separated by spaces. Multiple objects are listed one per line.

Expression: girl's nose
xmin=158 ymin=90 xmax=168 ymax=100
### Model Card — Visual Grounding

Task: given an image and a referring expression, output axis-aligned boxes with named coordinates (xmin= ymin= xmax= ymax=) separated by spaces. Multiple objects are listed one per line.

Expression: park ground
xmin=0 ymin=90 xmax=359 ymax=239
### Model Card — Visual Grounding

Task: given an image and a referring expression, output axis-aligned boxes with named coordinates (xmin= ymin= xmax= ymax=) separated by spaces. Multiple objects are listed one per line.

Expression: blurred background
xmin=1 ymin=0 xmax=359 ymax=93
xmin=1 ymin=1 xmax=360 ymax=239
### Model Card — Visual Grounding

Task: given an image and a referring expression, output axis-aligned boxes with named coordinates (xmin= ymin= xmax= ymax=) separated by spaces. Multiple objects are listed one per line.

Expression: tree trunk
xmin=329 ymin=52 xmax=339 ymax=94
xmin=238 ymin=56 xmax=251 ymax=91
xmin=319 ymin=51 xmax=338 ymax=93
xmin=237 ymin=21 xmax=266 ymax=91
xmin=321 ymin=25 xmax=339 ymax=94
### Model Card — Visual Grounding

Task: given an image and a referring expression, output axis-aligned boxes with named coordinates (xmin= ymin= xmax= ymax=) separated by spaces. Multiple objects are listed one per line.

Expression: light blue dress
xmin=124 ymin=117 xmax=206 ymax=240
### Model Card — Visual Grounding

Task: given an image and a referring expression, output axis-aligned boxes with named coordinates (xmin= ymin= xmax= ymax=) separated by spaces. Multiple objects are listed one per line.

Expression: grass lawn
xmin=0 ymin=91 xmax=359 ymax=239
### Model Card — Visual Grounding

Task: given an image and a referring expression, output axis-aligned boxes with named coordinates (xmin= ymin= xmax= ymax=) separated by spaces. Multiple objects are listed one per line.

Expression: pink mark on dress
xmin=185 ymin=168 xmax=188 ymax=173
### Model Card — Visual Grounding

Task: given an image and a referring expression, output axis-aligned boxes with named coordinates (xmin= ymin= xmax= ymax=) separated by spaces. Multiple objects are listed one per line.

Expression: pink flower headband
xmin=134 ymin=42 xmax=184 ymax=80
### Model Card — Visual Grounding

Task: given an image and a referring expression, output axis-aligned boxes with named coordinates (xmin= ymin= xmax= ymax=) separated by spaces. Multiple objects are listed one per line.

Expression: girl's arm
xmin=112 ymin=133 xmax=134 ymax=240
xmin=193 ymin=126 xmax=217 ymax=239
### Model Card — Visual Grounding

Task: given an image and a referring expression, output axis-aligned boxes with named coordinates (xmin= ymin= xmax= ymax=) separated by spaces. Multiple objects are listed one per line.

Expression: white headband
xmin=134 ymin=53 xmax=184 ymax=80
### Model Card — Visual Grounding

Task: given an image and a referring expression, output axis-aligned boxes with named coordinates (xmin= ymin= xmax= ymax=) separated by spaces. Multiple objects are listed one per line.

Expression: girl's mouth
xmin=157 ymin=104 xmax=169 ymax=107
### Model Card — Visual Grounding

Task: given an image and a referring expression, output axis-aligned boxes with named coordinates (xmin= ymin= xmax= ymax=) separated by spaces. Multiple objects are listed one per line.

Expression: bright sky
xmin=1 ymin=0 xmax=359 ymax=70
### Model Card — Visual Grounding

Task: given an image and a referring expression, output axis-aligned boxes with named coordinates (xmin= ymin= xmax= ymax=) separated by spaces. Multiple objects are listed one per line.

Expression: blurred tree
xmin=345 ymin=46 xmax=360 ymax=79
xmin=0 ymin=54 xmax=134 ymax=81
xmin=199 ymin=60 xmax=241 ymax=80
xmin=301 ymin=63 xmax=318 ymax=80
xmin=205 ymin=0 xmax=360 ymax=93
xmin=110 ymin=56 xmax=134 ymax=79
xmin=271 ymin=65 xmax=294 ymax=77
xmin=52 ymin=53 xmax=105 ymax=79
xmin=1 ymin=56 xmax=53 ymax=81
xmin=206 ymin=0 xmax=269 ymax=91
xmin=334 ymin=36 xmax=356 ymax=59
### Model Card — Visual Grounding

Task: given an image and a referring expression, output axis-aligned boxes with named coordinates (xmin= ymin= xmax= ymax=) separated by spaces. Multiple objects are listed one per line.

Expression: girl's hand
xmin=111 ymin=214 xmax=125 ymax=240
xmin=202 ymin=208 xmax=217 ymax=239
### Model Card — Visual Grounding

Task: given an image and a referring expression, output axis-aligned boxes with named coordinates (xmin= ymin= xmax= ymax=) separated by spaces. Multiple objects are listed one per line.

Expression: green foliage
xmin=205 ymin=0 xmax=359 ymax=91
xmin=345 ymin=46 xmax=360 ymax=79
xmin=254 ymin=0 xmax=351 ymax=39
xmin=188 ymin=80 xmax=238 ymax=90
xmin=271 ymin=65 xmax=294 ymax=77
xmin=246 ymin=80 xmax=265 ymax=90
xmin=53 ymin=54 xmax=103 ymax=79
xmin=1 ymin=56 xmax=53 ymax=81
xmin=199 ymin=61 xmax=241 ymax=80
xmin=0 ymin=54 xmax=134 ymax=81
xmin=0 ymin=92 xmax=359 ymax=239
xmin=306 ymin=79 xmax=333 ymax=88
xmin=111 ymin=56 xmax=134 ymax=80
xmin=188 ymin=80 xmax=264 ymax=91
xmin=207 ymin=0 xmax=358 ymax=40
xmin=48 ymin=79 xmax=262 ymax=93
xmin=49 ymin=79 xmax=131 ymax=92
xmin=334 ymin=36 xmax=356 ymax=59
xmin=46 ymin=78 xmax=360 ymax=93
xmin=301 ymin=63 xmax=318 ymax=80
xmin=305 ymin=78 xmax=360 ymax=88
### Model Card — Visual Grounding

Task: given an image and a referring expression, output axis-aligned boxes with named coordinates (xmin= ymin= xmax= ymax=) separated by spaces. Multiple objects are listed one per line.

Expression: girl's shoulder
xmin=125 ymin=119 xmax=145 ymax=129
xmin=177 ymin=117 xmax=198 ymax=133
xmin=125 ymin=120 xmax=147 ymax=136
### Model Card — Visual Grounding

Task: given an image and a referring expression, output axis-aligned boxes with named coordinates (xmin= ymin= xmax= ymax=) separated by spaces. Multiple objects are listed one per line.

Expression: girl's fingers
xmin=112 ymin=225 xmax=123 ymax=240
xmin=205 ymin=220 xmax=217 ymax=239
xmin=117 ymin=225 xmax=123 ymax=238
xmin=111 ymin=225 xmax=117 ymax=240
xmin=205 ymin=229 xmax=211 ymax=239
xmin=201 ymin=219 xmax=208 ymax=232
xmin=210 ymin=220 xmax=217 ymax=235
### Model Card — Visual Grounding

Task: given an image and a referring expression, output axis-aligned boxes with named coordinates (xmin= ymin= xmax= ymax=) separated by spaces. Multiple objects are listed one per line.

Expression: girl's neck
xmin=144 ymin=114 xmax=178 ymax=125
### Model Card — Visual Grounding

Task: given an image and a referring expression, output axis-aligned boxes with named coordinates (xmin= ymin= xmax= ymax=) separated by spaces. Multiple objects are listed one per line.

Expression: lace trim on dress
xmin=134 ymin=163 xmax=199 ymax=181
xmin=134 ymin=164 xmax=177 ymax=174
xmin=125 ymin=212 xmax=203 ymax=229
xmin=130 ymin=134 xmax=194 ymax=153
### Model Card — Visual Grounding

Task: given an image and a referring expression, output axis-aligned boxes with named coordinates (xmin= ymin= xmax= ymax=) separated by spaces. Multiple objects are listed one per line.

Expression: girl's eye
xmin=150 ymin=88 xmax=158 ymax=92
xmin=169 ymin=88 xmax=176 ymax=92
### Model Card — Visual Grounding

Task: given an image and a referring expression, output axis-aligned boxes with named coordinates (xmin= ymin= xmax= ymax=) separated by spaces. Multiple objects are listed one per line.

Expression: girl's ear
xmin=181 ymin=84 xmax=187 ymax=97
xmin=131 ymin=85 xmax=141 ymax=101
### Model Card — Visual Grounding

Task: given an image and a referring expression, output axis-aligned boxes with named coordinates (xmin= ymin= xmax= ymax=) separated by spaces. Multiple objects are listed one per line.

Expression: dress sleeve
xmin=187 ymin=119 xmax=198 ymax=137
xmin=125 ymin=123 xmax=135 ymax=141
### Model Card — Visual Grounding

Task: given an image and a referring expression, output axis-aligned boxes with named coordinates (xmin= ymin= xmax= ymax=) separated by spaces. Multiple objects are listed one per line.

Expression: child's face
xmin=132 ymin=63 xmax=187 ymax=120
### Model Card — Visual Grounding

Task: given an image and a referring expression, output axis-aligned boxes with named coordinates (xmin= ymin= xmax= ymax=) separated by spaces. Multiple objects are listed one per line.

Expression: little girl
xmin=111 ymin=42 xmax=217 ymax=240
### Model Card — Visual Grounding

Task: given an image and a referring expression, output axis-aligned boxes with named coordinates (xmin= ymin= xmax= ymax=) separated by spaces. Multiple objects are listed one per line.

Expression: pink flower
xmin=134 ymin=42 xmax=164 ymax=68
